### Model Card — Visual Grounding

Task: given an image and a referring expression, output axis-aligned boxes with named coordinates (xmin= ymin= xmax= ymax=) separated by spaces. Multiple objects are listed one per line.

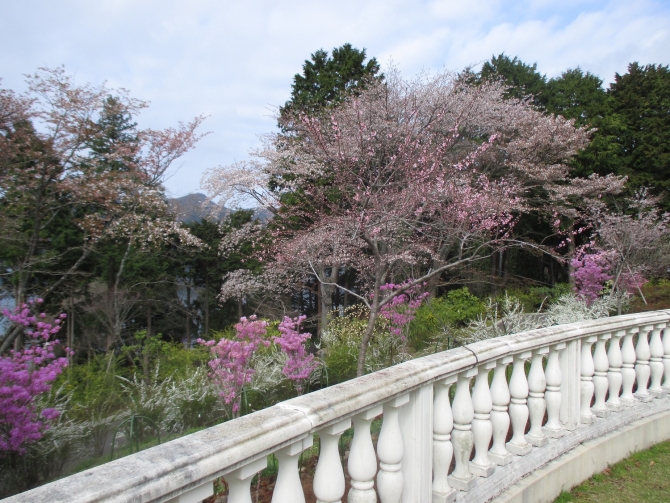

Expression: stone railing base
xmin=482 ymin=396 xmax=670 ymax=503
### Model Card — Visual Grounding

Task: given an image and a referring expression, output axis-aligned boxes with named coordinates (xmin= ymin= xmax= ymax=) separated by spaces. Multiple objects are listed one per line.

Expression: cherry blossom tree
xmin=0 ymin=68 xmax=206 ymax=353
xmin=204 ymin=68 xmax=618 ymax=376
xmin=574 ymin=193 xmax=670 ymax=313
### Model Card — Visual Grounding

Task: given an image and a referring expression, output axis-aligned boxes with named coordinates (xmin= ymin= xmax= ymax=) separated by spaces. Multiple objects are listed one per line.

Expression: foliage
xmin=117 ymin=365 xmax=221 ymax=439
xmin=408 ymin=288 xmax=485 ymax=351
xmin=478 ymin=53 xmax=547 ymax=107
xmin=608 ymin=63 xmax=670 ymax=205
xmin=281 ymin=43 xmax=381 ymax=115
xmin=320 ymin=305 xmax=410 ymax=383
xmin=0 ymin=301 xmax=70 ymax=453
xmin=503 ymin=284 xmax=572 ymax=313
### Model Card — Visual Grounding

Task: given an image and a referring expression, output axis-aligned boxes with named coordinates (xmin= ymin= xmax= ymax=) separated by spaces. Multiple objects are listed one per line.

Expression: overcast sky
xmin=1 ymin=0 xmax=669 ymax=198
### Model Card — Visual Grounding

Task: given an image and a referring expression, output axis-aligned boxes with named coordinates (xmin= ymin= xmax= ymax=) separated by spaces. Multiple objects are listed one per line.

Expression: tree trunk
xmin=567 ymin=224 xmax=576 ymax=288
xmin=357 ymin=303 xmax=379 ymax=377
xmin=205 ymin=273 xmax=210 ymax=338
xmin=68 ymin=297 xmax=75 ymax=365
xmin=318 ymin=265 xmax=339 ymax=336
xmin=145 ymin=304 xmax=152 ymax=383
xmin=186 ymin=286 xmax=191 ymax=349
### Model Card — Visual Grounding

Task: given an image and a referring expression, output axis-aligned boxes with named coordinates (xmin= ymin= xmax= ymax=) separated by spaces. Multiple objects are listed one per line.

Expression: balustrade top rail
xmin=6 ymin=310 xmax=670 ymax=503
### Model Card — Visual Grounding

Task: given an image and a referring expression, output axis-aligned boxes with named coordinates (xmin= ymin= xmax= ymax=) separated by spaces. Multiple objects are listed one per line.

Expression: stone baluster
xmin=580 ymin=336 xmax=597 ymax=424
xmin=664 ymin=326 xmax=670 ymax=392
xmin=314 ymin=419 xmax=351 ymax=503
xmin=606 ymin=330 xmax=625 ymax=412
xmin=489 ymin=356 xmax=513 ymax=465
xmin=226 ymin=457 xmax=268 ymax=503
xmin=506 ymin=352 xmax=532 ymax=456
xmin=525 ymin=348 xmax=549 ymax=446
xmin=272 ymin=436 xmax=313 ymax=503
xmin=620 ymin=328 xmax=638 ymax=406
xmin=447 ymin=368 xmax=478 ymax=492
xmin=377 ymin=394 xmax=409 ymax=503
xmin=634 ymin=325 xmax=653 ymax=402
xmin=470 ymin=362 xmax=496 ymax=477
xmin=543 ymin=343 xmax=565 ymax=438
xmin=348 ymin=406 xmax=382 ymax=503
xmin=559 ymin=339 xmax=581 ymax=431
xmin=648 ymin=323 xmax=666 ymax=397
xmin=432 ymin=376 xmax=457 ymax=503
xmin=591 ymin=333 xmax=611 ymax=418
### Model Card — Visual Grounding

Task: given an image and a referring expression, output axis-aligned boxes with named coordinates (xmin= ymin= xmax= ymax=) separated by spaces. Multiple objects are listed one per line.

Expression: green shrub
xmin=503 ymin=284 xmax=572 ymax=313
xmin=320 ymin=305 xmax=410 ymax=382
xmin=408 ymin=288 xmax=485 ymax=351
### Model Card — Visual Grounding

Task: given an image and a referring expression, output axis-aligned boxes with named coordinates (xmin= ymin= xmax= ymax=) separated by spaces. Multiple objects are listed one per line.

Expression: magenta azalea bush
xmin=378 ymin=282 xmax=429 ymax=340
xmin=274 ymin=315 xmax=318 ymax=393
xmin=200 ymin=314 xmax=319 ymax=412
xmin=198 ymin=315 xmax=269 ymax=415
xmin=0 ymin=300 xmax=70 ymax=453
xmin=571 ymin=251 xmax=613 ymax=304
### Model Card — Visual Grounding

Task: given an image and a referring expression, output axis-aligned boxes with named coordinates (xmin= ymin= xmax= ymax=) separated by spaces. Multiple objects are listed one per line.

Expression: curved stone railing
xmin=6 ymin=310 xmax=670 ymax=503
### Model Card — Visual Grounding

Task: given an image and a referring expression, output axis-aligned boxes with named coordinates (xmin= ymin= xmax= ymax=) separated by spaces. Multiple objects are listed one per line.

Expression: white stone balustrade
xmin=432 ymin=376 xmax=457 ymax=503
xmin=580 ymin=335 xmax=597 ymax=424
xmin=272 ymin=436 xmax=313 ymax=503
xmin=348 ymin=406 xmax=382 ymax=503
xmin=377 ymin=394 xmax=409 ymax=503
xmin=448 ymin=368 xmax=478 ymax=491
xmin=489 ymin=356 xmax=514 ymax=465
xmin=6 ymin=310 xmax=670 ymax=503
xmin=663 ymin=325 xmax=670 ymax=392
xmin=470 ymin=362 xmax=497 ymax=477
xmin=648 ymin=324 xmax=666 ymax=397
xmin=621 ymin=327 xmax=638 ymax=406
xmin=227 ymin=458 xmax=268 ymax=503
xmin=634 ymin=325 xmax=653 ymax=402
xmin=507 ymin=352 xmax=532 ymax=456
xmin=543 ymin=343 xmax=564 ymax=438
xmin=606 ymin=330 xmax=625 ymax=411
xmin=591 ymin=333 xmax=611 ymax=418
xmin=314 ymin=419 xmax=350 ymax=503
xmin=526 ymin=347 xmax=549 ymax=447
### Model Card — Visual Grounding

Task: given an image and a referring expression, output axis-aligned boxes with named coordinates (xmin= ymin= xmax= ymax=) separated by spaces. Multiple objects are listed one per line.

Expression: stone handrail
xmin=5 ymin=310 xmax=670 ymax=503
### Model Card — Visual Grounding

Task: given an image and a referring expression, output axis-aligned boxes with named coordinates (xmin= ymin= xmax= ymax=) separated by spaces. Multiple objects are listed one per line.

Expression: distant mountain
xmin=168 ymin=193 xmax=272 ymax=224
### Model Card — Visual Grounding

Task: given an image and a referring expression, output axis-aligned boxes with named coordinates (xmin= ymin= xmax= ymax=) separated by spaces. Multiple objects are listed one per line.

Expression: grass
xmin=554 ymin=440 xmax=670 ymax=502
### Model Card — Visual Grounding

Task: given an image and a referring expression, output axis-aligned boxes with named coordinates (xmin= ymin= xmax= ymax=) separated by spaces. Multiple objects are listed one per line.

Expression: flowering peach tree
xmin=204 ymin=68 xmax=622 ymax=375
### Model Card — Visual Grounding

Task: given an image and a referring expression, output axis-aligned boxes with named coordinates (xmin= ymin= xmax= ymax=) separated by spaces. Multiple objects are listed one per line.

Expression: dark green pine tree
xmin=87 ymin=96 xmax=139 ymax=174
xmin=479 ymin=54 xmax=548 ymax=107
xmin=607 ymin=63 xmax=670 ymax=204
xmin=544 ymin=68 xmax=621 ymax=178
xmin=281 ymin=43 xmax=381 ymax=116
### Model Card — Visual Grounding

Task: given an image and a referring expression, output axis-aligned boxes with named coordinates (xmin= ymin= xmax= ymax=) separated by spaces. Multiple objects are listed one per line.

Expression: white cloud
xmin=1 ymin=0 xmax=668 ymax=196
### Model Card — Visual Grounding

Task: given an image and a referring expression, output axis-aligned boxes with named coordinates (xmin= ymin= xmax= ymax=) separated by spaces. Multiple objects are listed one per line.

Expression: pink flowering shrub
xmin=572 ymin=247 xmax=648 ymax=306
xmin=200 ymin=314 xmax=320 ymax=409
xmin=198 ymin=316 xmax=269 ymax=415
xmin=378 ymin=283 xmax=429 ymax=340
xmin=571 ymin=251 xmax=613 ymax=304
xmin=273 ymin=316 xmax=318 ymax=394
xmin=0 ymin=300 xmax=70 ymax=454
